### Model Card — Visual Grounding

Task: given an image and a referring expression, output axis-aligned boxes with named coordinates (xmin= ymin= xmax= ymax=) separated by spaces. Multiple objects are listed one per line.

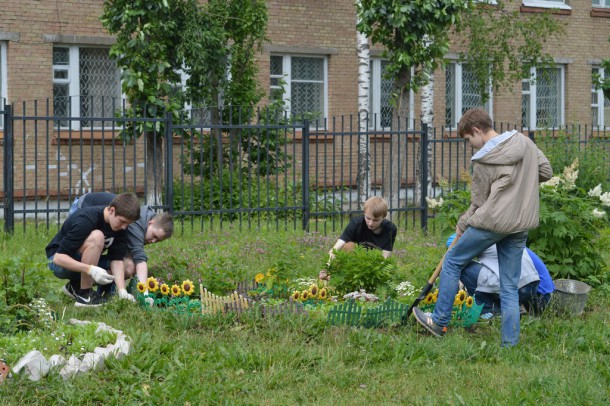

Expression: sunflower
xmin=160 ymin=283 xmax=170 ymax=295
xmin=146 ymin=277 xmax=159 ymax=292
xmin=432 ymin=289 xmax=439 ymax=303
xmin=292 ymin=290 xmax=301 ymax=301
xmin=171 ymin=284 xmax=181 ymax=296
xmin=318 ymin=288 xmax=328 ymax=300
xmin=255 ymin=273 xmax=265 ymax=283
xmin=309 ymin=284 xmax=319 ymax=297
xmin=465 ymin=296 xmax=474 ymax=308
xmin=423 ymin=292 xmax=434 ymax=305
xmin=454 ymin=289 xmax=467 ymax=306
xmin=301 ymin=290 xmax=309 ymax=301
xmin=181 ymin=280 xmax=194 ymax=296
xmin=137 ymin=281 xmax=147 ymax=293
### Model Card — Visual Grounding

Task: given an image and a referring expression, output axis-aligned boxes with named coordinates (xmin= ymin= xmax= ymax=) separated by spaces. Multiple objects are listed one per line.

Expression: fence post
xmin=420 ymin=122 xmax=428 ymax=232
xmin=3 ymin=104 xmax=14 ymax=233
xmin=301 ymin=120 xmax=310 ymax=231
xmin=164 ymin=111 xmax=174 ymax=214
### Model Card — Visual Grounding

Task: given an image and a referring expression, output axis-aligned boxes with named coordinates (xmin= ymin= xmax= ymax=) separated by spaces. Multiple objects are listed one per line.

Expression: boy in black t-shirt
xmin=46 ymin=193 xmax=140 ymax=307
xmin=320 ymin=196 xmax=397 ymax=280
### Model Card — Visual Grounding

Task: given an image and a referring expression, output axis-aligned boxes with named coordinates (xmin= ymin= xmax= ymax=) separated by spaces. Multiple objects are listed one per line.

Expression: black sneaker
xmin=74 ymin=289 xmax=106 ymax=307
xmin=97 ymin=282 xmax=116 ymax=298
xmin=413 ymin=307 xmax=447 ymax=337
xmin=61 ymin=280 xmax=79 ymax=299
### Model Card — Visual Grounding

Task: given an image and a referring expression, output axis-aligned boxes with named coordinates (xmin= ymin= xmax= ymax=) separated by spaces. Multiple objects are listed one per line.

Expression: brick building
xmin=0 ymin=1 xmax=609 ymax=208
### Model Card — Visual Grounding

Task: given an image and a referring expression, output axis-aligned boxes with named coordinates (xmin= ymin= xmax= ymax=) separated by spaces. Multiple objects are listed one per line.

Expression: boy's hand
xmin=319 ymin=270 xmax=330 ymax=281
xmin=118 ymin=288 xmax=135 ymax=302
xmin=87 ymin=265 xmax=115 ymax=285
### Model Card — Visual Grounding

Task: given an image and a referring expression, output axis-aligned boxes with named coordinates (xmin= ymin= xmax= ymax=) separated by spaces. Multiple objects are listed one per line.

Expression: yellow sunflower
xmin=137 ymin=281 xmax=147 ymax=293
xmin=318 ymin=288 xmax=328 ymax=300
xmin=160 ymin=283 xmax=170 ymax=295
xmin=292 ymin=290 xmax=301 ymax=301
xmin=423 ymin=292 xmax=434 ymax=305
xmin=171 ymin=284 xmax=181 ymax=296
xmin=255 ymin=273 xmax=265 ymax=283
xmin=432 ymin=289 xmax=439 ymax=303
xmin=301 ymin=290 xmax=309 ymax=301
xmin=465 ymin=296 xmax=474 ymax=308
xmin=146 ymin=277 xmax=159 ymax=292
xmin=454 ymin=289 xmax=467 ymax=306
xmin=181 ymin=280 xmax=194 ymax=296
xmin=309 ymin=284 xmax=319 ymax=297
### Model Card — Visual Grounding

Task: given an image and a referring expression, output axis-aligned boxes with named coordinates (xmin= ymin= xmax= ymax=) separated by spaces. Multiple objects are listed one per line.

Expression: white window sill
xmin=522 ymin=1 xmax=571 ymax=10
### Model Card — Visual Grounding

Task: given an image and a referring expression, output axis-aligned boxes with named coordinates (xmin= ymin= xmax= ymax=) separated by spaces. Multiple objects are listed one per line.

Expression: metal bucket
xmin=553 ymin=279 xmax=591 ymax=316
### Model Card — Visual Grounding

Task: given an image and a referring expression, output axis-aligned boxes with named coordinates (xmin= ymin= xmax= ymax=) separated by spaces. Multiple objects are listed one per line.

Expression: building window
xmin=445 ymin=62 xmax=492 ymax=129
xmin=0 ymin=41 xmax=7 ymax=129
xmin=269 ymin=55 xmax=327 ymax=121
xmin=53 ymin=46 xmax=121 ymax=129
xmin=522 ymin=66 xmax=564 ymax=130
xmin=369 ymin=59 xmax=394 ymax=129
xmin=522 ymin=0 xmax=571 ymax=10
xmin=592 ymin=67 xmax=610 ymax=129
xmin=593 ymin=0 xmax=610 ymax=7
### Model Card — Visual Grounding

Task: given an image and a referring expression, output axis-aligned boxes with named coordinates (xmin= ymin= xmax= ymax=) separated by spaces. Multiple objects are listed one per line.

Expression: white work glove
xmin=87 ymin=265 xmax=115 ymax=285
xmin=118 ymin=288 xmax=135 ymax=302
xmin=144 ymin=297 xmax=154 ymax=307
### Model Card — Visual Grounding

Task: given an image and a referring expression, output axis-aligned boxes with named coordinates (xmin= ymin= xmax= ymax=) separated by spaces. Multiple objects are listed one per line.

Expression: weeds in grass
xmin=0 ymin=225 xmax=608 ymax=404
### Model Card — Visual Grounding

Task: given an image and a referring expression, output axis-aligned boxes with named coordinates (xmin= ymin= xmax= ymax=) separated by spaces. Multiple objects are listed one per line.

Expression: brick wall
xmin=1 ymin=0 xmax=609 ymax=201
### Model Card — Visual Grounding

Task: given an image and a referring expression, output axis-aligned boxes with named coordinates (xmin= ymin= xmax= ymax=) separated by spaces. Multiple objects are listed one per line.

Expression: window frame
xmin=269 ymin=54 xmax=328 ymax=123
xmin=445 ymin=61 xmax=493 ymax=130
xmin=52 ymin=45 xmax=122 ymax=130
xmin=592 ymin=67 xmax=610 ymax=129
xmin=368 ymin=59 xmax=414 ymax=130
xmin=1 ymin=41 xmax=7 ymax=129
xmin=592 ymin=0 xmax=610 ymax=8
xmin=522 ymin=65 xmax=565 ymax=130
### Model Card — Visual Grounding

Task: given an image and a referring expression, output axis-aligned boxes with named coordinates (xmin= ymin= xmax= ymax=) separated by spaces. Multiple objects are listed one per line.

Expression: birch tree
xmin=356 ymin=0 xmax=371 ymax=207
xmin=357 ymin=0 xmax=469 ymax=213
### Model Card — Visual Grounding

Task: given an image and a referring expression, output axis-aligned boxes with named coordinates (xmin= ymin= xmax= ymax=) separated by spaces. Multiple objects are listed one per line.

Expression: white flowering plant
xmin=431 ymin=159 xmax=609 ymax=285
xmin=529 ymin=159 xmax=610 ymax=283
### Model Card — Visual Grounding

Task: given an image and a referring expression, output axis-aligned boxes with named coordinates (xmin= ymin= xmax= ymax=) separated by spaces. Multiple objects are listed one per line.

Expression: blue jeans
xmin=48 ymin=254 xmax=111 ymax=283
xmin=432 ymin=227 xmax=528 ymax=347
xmin=461 ymin=262 xmax=541 ymax=314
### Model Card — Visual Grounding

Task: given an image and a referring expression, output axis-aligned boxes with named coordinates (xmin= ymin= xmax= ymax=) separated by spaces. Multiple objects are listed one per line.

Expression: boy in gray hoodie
xmin=413 ymin=109 xmax=552 ymax=347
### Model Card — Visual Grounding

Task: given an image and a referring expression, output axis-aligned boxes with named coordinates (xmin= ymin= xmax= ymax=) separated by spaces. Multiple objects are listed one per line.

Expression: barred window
xmin=53 ymin=46 xmax=122 ymax=128
xmin=592 ymin=67 xmax=610 ymax=129
xmin=369 ymin=59 xmax=395 ymax=129
xmin=522 ymin=66 xmax=564 ymax=130
xmin=445 ymin=62 xmax=491 ymax=129
xmin=269 ymin=55 xmax=327 ymax=122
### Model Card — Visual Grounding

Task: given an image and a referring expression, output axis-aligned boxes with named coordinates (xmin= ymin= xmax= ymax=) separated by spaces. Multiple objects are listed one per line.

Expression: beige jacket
xmin=457 ymin=130 xmax=553 ymax=234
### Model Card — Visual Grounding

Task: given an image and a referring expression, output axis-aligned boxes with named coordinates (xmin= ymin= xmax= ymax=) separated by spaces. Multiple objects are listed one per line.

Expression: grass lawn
xmin=0 ymin=224 xmax=609 ymax=405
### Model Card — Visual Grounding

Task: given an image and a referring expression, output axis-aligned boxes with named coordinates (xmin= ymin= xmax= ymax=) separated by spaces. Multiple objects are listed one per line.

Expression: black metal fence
xmin=2 ymin=100 xmax=610 ymax=234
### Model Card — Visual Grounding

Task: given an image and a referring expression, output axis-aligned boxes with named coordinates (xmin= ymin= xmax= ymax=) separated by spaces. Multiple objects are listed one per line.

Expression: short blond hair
xmin=363 ymin=196 xmax=388 ymax=218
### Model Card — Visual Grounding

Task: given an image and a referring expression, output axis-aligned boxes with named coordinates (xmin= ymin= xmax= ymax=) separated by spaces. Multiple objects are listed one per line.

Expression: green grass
xmin=0 ymin=225 xmax=609 ymax=405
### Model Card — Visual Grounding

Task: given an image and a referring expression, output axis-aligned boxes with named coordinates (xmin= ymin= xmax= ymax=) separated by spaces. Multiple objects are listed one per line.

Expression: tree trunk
xmin=416 ymin=69 xmax=434 ymax=205
xmin=383 ymin=68 xmax=410 ymax=218
xmin=144 ymin=131 xmax=164 ymax=208
xmin=356 ymin=20 xmax=371 ymax=209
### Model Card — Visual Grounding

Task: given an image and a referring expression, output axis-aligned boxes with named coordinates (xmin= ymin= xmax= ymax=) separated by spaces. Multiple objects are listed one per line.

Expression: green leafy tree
xmin=454 ymin=1 xmax=564 ymax=103
xmin=596 ymin=36 xmax=610 ymax=102
xmin=101 ymin=0 xmax=269 ymax=206
xmin=101 ymin=0 xmax=189 ymax=206
xmin=357 ymin=0 xmax=470 ymax=210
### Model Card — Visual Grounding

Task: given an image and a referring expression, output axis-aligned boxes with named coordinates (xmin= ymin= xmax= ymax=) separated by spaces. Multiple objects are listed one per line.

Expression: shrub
xmin=326 ymin=245 xmax=396 ymax=295
xmin=430 ymin=160 xmax=610 ymax=285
